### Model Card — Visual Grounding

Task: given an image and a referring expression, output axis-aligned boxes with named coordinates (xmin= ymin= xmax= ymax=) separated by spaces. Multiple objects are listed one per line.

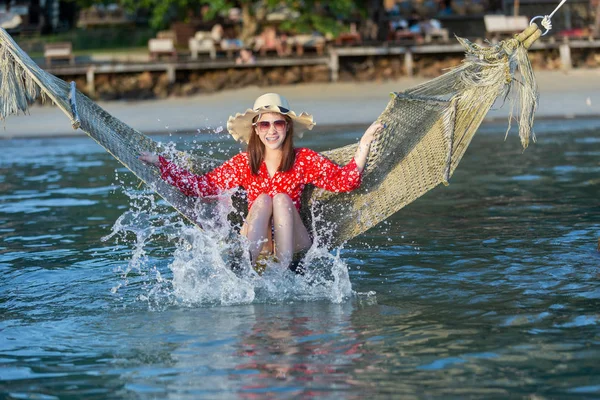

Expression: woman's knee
xmin=272 ymin=193 xmax=294 ymax=210
xmin=246 ymin=194 xmax=273 ymax=226
xmin=253 ymin=193 xmax=273 ymax=210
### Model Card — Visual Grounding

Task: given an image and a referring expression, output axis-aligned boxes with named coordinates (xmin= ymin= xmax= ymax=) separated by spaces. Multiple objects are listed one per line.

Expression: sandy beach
xmin=2 ymin=69 xmax=600 ymax=139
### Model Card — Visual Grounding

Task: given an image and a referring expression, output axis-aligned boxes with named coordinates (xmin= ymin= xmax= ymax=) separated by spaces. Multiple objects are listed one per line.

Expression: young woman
xmin=140 ymin=93 xmax=382 ymax=270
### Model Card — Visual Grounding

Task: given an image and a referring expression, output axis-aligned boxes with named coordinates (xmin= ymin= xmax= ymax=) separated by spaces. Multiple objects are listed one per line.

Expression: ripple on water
xmin=511 ymin=174 xmax=542 ymax=181
xmin=0 ymin=198 xmax=98 ymax=214
xmin=1 ymin=123 xmax=600 ymax=397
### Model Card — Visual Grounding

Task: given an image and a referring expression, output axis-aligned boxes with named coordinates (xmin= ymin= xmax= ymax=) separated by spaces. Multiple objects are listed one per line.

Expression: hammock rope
xmin=530 ymin=0 xmax=568 ymax=35
xmin=0 ymin=22 xmax=547 ymax=247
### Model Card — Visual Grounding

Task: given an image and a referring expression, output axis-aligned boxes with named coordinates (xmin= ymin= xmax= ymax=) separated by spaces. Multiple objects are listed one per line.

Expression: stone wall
xmin=66 ymin=51 xmax=599 ymax=101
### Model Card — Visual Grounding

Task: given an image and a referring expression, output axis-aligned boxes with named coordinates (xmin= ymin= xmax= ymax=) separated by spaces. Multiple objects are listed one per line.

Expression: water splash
xmin=106 ymin=139 xmax=354 ymax=307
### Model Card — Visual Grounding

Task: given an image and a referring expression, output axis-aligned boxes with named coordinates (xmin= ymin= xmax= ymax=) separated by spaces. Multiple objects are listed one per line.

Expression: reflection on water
xmin=1 ymin=119 xmax=600 ymax=398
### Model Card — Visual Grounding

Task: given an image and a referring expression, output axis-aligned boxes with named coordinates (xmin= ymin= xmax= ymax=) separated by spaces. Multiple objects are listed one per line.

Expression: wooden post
xmin=559 ymin=42 xmax=572 ymax=70
xmin=404 ymin=50 xmax=414 ymax=76
xmin=329 ymin=50 xmax=339 ymax=82
xmin=86 ymin=66 xmax=95 ymax=96
xmin=166 ymin=65 xmax=176 ymax=84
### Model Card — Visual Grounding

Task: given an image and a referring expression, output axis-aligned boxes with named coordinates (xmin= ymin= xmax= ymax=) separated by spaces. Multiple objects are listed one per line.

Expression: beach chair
xmin=189 ymin=31 xmax=216 ymax=60
xmin=484 ymin=15 xmax=530 ymax=41
xmin=425 ymin=28 xmax=450 ymax=43
xmin=287 ymin=34 xmax=326 ymax=56
xmin=156 ymin=30 xmax=177 ymax=44
xmin=334 ymin=23 xmax=362 ymax=46
xmin=388 ymin=29 xmax=424 ymax=45
xmin=219 ymin=38 xmax=244 ymax=58
xmin=44 ymin=42 xmax=74 ymax=66
xmin=423 ymin=19 xmax=450 ymax=43
xmin=209 ymin=24 xmax=244 ymax=58
xmin=148 ymin=38 xmax=177 ymax=61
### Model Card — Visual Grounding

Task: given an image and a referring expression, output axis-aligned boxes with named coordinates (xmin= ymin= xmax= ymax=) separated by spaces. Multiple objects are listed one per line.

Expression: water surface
xmin=1 ymin=119 xmax=600 ymax=398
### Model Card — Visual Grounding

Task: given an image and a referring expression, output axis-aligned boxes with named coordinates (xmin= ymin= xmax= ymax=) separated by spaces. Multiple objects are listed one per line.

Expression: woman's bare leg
xmin=240 ymin=194 xmax=273 ymax=264
xmin=272 ymin=193 xmax=312 ymax=266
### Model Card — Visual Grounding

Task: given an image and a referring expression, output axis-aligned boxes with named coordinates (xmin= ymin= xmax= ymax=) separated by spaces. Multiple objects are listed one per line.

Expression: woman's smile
xmin=257 ymin=112 xmax=287 ymax=149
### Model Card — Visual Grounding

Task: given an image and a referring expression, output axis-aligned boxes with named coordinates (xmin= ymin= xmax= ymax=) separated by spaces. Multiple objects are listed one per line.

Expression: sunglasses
xmin=253 ymin=120 xmax=287 ymax=132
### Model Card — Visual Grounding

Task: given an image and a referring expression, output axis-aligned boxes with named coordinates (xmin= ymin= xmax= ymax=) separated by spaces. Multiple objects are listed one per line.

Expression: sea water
xmin=1 ymin=119 xmax=599 ymax=398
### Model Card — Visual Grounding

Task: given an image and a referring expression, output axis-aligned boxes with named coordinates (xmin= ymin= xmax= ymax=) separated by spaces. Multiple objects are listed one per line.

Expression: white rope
xmin=547 ymin=0 xmax=568 ymax=19
xmin=530 ymin=0 xmax=568 ymax=36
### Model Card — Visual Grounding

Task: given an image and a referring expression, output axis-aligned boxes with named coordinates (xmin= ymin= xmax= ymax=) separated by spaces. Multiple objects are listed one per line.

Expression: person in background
xmin=254 ymin=25 xmax=287 ymax=56
xmin=236 ymin=48 xmax=256 ymax=65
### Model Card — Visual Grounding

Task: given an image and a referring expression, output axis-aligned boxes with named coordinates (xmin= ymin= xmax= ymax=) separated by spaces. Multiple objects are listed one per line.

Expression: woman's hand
xmin=354 ymin=121 xmax=384 ymax=172
xmin=360 ymin=121 xmax=384 ymax=149
xmin=139 ymin=151 xmax=160 ymax=167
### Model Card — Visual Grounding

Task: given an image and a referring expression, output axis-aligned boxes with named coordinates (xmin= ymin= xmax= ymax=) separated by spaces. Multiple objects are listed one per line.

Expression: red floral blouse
xmin=159 ymin=147 xmax=362 ymax=211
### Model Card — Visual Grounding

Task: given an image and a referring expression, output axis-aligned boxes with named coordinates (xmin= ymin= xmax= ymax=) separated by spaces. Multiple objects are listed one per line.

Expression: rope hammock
xmin=0 ymin=23 xmax=546 ymax=247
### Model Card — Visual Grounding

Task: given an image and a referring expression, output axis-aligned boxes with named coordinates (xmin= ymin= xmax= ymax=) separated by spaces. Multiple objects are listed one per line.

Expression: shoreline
xmin=6 ymin=114 xmax=600 ymax=141
xmin=2 ymin=69 xmax=600 ymax=139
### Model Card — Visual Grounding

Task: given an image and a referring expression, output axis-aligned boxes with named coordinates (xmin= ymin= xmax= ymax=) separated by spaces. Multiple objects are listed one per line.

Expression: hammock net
xmin=0 ymin=26 xmax=541 ymax=247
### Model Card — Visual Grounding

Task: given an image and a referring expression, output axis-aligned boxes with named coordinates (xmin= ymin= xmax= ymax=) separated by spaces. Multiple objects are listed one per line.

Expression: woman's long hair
xmin=248 ymin=114 xmax=295 ymax=175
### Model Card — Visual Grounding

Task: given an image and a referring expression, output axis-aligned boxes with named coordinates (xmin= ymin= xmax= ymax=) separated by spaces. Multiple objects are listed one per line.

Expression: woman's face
xmin=255 ymin=112 xmax=288 ymax=150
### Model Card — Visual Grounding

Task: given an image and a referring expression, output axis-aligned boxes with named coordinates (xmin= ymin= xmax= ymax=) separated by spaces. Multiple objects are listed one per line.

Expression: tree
xmin=119 ymin=0 xmax=203 ymax=29
xmin=198 ymin=0 xmax=365 ymax=40
xmin=68 ymin=0 xmax=369 ymax=40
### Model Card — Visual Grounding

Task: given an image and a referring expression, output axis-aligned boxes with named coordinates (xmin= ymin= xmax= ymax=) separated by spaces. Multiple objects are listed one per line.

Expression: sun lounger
xmin=148 ymin=38 xmax=177 ymax=61
xmin=287 ymin=34 xmax=326 ymax=55
xmin=484 ymin=15 xmax=530 ymax=41
xmin=189 ymin=31 xmax=216 ymax=59
xmin=44 ymin=42 xmax=74 ymax=66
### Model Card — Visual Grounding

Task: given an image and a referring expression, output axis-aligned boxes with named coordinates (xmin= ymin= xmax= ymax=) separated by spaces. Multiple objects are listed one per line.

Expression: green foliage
xmin=62 ymin=26 xmax=156 ymax=50
xmin=66 ymin=0 xmax=368 ymax=33
xmin=207 ymin=0 xmax=364 ymax=35
xmin=66 ymin=0 xmax=204 ymax=29
xmin=278 ymin=0 xmax=360 ymax=35
xmin=63 ymin=0 xmax=115 ymax=8
xmin=119 ymin=0 xmax=200 ymax=29
xmin=14 ymin=26 xmax=155 ymax=55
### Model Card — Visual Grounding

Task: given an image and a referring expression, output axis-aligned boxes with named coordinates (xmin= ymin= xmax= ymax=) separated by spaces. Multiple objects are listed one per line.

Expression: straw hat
xmin=226 ymin=93 xmax=315 ymax=143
